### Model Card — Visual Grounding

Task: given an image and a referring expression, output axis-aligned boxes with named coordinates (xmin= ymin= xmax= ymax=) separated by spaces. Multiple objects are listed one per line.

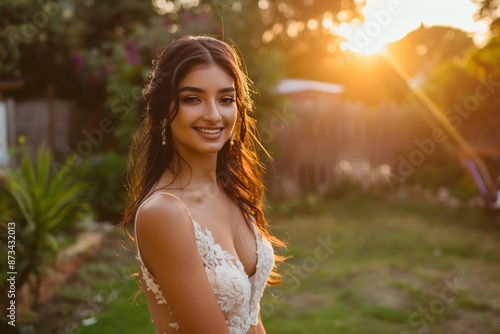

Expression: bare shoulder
xmin=136 ymin=192 xmax=192 ymax=231
xmin=135 ymin=193 xmax=195 ymax=267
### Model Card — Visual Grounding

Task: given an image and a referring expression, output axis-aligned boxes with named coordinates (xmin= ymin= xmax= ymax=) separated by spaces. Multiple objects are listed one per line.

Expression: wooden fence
xmin=8 ymin=98 xmax=78 ymax=150
xmin=1 ymin=98 xmax=86 ymax=169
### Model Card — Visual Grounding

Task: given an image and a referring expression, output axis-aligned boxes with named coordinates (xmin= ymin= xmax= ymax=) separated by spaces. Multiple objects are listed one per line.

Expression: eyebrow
xmin=178 ymin=86 xmax=235 ymax=94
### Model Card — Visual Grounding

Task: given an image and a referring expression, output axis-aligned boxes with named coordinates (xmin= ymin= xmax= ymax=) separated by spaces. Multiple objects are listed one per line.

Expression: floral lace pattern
xmin=135 ymin=193 xmax=274 ymax=334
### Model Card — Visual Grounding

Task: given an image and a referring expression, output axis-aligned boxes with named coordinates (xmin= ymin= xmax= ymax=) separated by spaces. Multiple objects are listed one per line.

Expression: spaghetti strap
xmin=153 ymin=191 xmax=194 ymax=220
xmin=134 ymin=191 xmax=194 ymax=234
xmin=133 ymin=191 xmax=197 ymax=269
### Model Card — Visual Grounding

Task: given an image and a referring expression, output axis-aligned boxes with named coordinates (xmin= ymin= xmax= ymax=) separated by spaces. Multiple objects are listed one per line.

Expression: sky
xmin=341 ymin=0 xmax=490 ymax=54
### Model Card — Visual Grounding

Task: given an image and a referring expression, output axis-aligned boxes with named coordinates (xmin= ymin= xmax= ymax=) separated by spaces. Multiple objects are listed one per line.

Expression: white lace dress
xmin=135 ymin=192 xmax=275 ymax=334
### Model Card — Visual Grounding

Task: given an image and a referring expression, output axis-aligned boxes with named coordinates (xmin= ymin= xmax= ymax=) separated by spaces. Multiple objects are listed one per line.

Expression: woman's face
xmin=169 ymin=64 xmax=237 ymax=158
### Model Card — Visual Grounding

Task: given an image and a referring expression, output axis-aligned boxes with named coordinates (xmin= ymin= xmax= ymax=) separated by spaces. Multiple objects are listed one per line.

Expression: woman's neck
xmin=161 ymin=152 xmax=219 ymax=191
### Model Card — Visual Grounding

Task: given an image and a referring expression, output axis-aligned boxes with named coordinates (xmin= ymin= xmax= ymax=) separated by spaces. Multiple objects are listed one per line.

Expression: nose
xmin=203 ymin=99 xmax=222 ymax=122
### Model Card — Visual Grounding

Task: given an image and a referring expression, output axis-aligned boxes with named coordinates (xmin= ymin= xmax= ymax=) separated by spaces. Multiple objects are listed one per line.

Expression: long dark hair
xmin=121 ymin=35 xmax=284 ymax=285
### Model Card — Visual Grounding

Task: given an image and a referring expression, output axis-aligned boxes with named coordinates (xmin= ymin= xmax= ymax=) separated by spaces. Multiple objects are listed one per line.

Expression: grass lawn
xmin=37 ymin=194 xmax=500 ymax=334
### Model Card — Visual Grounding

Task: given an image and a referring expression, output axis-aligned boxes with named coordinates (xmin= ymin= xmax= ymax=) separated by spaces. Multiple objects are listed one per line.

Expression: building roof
xmin=275 ymin=78 xmax=345 ymax=95
xmin=0 ymin=79 xmax=24 ymax=91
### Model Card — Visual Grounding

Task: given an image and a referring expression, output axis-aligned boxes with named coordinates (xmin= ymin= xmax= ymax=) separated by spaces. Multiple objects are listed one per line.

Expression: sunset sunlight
xmin=4 ymin=1 xmax=500 ymax=333
xmin=339 ymin=0 xmax=489 ymax=55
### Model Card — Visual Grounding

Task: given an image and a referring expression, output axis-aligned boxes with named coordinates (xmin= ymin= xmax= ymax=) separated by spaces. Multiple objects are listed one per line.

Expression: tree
xmin=386 ymin=25 xmax=475 ymax=78
xmin=418 ymin=31 xmax=500 ymax=149
xmin=473 ymin=0 xmax=500 ymax=20
xmin=0 ymin=0 xmax=81 ymax=97
xmin=466 ymin=35 xmax=500 ymax=146
xmin=0 ymin=0 xmax=155 ymax=99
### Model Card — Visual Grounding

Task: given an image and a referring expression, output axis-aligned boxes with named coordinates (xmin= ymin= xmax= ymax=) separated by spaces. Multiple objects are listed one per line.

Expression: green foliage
xmin=0 ymin=145 xmax=92 ymax=314
xmin=267 ymin=194 xmax=321 ymax=217
xmin=73 ymin=0 xmax=153 ymax=47
xmin=76 ymin=151 xmax=127 ymax=223
xmin=415 ymin=33 xmax=500 ymax=197
xmin=421 ymin=34 xmax=500 ymax=144
xmin=469 ymin=35 xmax=500 ymax=80
xmin=406 ymin=152 xmax=466 ymax=190
xmin=361 ymin=304 xmax=411 ymax=323
xmin=0 ymin=0 xmax=81 ymax=96
xmin=451 ymin=175 xmax=483 ymax=202
xmin=324 ymin=178 xmax=364 ymax=200
xmin=0 ymin=184 xmax=22 ymax=223
xmin=0 ymin=0 xmax=155 ymax=98
xmin=100 ymin=18 xmax=182 ymax=149
xmin=423 ymin=59 xmax=478 ymax=110
xmin=473 ymin=0 xmax=500 ymax=20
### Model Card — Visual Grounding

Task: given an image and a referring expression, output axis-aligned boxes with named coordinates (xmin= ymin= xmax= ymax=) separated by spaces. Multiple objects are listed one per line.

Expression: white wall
xmin=0 ymin=101 xmax=9 ymax=166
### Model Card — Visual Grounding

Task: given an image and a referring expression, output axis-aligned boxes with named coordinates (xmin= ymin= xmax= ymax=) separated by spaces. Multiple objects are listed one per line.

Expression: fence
xmin=2 ymin=98 xmax=84 ymax=168
xmin=268 ymin=91 xmax=415 ymax=198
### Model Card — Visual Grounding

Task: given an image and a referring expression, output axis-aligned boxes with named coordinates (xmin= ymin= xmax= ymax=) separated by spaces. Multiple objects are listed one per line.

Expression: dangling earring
xmin=230 ymin=132 xmax=235 ymax=146
xmin=161 ymin=119 xmax=167 ymax=146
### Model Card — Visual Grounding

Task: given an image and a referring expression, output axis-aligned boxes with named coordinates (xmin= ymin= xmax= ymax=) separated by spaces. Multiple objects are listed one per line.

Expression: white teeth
xmin=197 ymin=128 xmax=221 ymax=134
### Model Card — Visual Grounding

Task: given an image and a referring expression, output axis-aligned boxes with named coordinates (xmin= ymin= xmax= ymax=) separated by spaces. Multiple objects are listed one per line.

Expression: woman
xmin=121 ymin=36 xmax=285 ymax=334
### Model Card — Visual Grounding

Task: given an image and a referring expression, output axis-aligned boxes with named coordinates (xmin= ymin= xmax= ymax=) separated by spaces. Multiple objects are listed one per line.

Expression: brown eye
xmin=220 ymin=97 xmax=236 ymax=104
xmin=183 ymin=96 xmax=201 ymax=103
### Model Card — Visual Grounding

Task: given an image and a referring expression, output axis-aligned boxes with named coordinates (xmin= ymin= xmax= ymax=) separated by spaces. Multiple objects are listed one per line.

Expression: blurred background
xmin=1 ymin=0 xmax=500 ymax=333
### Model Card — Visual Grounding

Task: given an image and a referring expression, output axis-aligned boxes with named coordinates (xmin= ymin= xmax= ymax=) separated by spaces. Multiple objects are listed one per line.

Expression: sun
xmin=336 ymin=0 xmax=489 ymax=56
xmin=336 ymin=20 xmax=391 ymax=56
xmin=340 ymin=39 xmax=387 ymax=56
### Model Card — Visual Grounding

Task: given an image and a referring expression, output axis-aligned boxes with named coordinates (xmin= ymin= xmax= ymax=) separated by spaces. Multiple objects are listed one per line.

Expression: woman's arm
xmin=136 ymin=194 xmax=230 ymax=334
xmin=256 ymin=316 xmax=266 ymax=334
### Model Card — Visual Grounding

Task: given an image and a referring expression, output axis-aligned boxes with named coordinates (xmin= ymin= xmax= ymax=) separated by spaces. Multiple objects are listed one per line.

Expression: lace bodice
xmin=135 ymin=192 xmax=274 ymax=334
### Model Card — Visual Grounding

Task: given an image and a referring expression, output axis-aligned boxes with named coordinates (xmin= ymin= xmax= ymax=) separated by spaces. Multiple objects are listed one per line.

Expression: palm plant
xmin=0 ymin=144 xmax=92 ymax=314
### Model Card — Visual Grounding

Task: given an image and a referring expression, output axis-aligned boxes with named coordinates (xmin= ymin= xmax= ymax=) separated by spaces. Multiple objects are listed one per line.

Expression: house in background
xmin=0 ymin=80 xmax=24 ymax=170
xmin=0 ymin=97 xmax=10 ymax=168
xmin=0 ymin=83 xmax=85 ymax=172
xmin=268 ymin=78 xmax=414 ymax=198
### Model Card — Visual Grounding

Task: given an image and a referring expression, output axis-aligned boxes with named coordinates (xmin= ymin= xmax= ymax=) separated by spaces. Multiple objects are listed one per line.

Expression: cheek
xmin=169 ymin=111 xmax=189 ymax=137
xmin=170 ymin=106 xmax=193 ymax=126
xmin=228 ymin=107 xmax=238 ymax=125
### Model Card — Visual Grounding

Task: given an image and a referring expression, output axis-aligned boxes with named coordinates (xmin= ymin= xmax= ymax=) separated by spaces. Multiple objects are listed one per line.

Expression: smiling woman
xmin=120 ymin=36 xmax=285 ymax=334
xmin=171 ymin=66 xmax=237 ymax=156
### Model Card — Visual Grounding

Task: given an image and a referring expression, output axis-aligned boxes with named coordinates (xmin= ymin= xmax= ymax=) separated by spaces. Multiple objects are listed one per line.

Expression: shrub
xmin=0 ymin=145 xmax=92 ymax=323
xmin=76 ymin=151 xmax=127 ymax=223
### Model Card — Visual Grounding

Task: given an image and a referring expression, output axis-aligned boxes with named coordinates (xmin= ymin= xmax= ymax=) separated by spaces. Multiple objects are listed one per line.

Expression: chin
xmin=196 ymin=143 xmax=226 ymax=154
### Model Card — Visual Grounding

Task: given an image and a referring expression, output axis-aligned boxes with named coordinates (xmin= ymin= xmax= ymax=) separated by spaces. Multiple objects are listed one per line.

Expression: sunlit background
xmin=1 ymin=0 xmax=500 ymax=333
xmin=339 ymin=0 xmax=490 ymax=54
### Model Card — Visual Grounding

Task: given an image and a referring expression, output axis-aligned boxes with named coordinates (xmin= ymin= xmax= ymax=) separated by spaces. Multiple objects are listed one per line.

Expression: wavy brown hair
xmin=121 ymin=35 xmax=285 ymax=285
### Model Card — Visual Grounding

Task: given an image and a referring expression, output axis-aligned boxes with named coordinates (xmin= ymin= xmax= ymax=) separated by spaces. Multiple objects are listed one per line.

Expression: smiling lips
xmin=194 ymin=127 xmax=223 ymax=134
